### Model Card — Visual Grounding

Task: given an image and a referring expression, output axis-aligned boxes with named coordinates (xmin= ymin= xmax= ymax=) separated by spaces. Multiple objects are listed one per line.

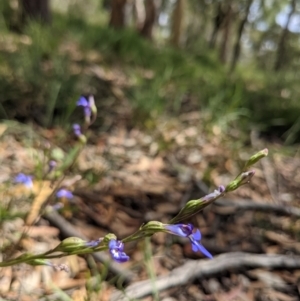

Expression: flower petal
xmin=192 ymin=229 xmax=201 ymax=241
xmin=108 ymin=239 xmax=118 ymax=249
xmin=189 ymin=237 xmax=213 ymax=259
xmin=196 ymin=244 xmax=213 ymax=259
xmin=15 ymin=173 xmax=26 ymax=182
xmin=56 ymin=189 xmax=73 ymax=199
xmin=191 ymin=243 xmax=198 ymax=252
xmin=111 ymin=250 xmax=130 ymax=263
xmin=77 ymin=96 xmax=89 ymax=107
xmin=164 ymin=224 xmax=194 ymax=237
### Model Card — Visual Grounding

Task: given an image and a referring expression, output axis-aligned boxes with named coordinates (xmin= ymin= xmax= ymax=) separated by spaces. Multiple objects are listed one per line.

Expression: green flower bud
xmin=53 ymin=237 xmax=87 ymax=253
xmin=79 ymin=134 xmax=87 ymax=144
xmin=88 ymin=95 xmax=97 ymax=115
xmin=140 ymin=221 xmax=165 ymax=235
xmin=170 ymin=186 xmax=225 ymax=224
xmin=226 ymin=170 xmax=255 ymax=192
xmin=28 ymin=259 xmax=70 ymax=272
xmin=103 ymin=233 xmax=117 ymax=244
xmin=244 ymin=148 xmax=268 ymax=170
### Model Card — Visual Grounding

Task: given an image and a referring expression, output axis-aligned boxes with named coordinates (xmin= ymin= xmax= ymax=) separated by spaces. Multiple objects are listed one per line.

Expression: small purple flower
xmin=77 ymin=96 xmax=91 ymax=118
xmin=48 ymin=160 xmax=57 ymax=172
xmin=14 ymin=173 xmax=33 ymax=188
xmin=56 ymin=189 xmax=73 ymax=199
xmin=164 ymin=224 xmax=213 ymax=259
xmin=109 ymin=239 xmax=130 ymax=263
xmin=73 ymin=124 xmax=81 ymax=137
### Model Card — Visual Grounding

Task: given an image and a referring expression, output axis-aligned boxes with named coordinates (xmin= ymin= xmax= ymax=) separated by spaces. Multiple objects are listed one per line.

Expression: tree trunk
xmin=209 ymin=3 xmax=225 ymax=49
xmin=219 ymin=3 xmax=233 ymax=64
xmin=21 ymin=0 xmax=51 ymax=24
xmin=109 ymin=0 xmax=127 ymax=29
xmin=170 ymin=0 xmax=184 ymax=47
xmin=230 ymin=0 xmax=253 ymax=72
xmin=140 ymin=0 xmax=156 ymax=40
xmin=139 ymin=0 xmax=156 ymax=39
xmin=274 ymin=0 xmax=296 ymax=71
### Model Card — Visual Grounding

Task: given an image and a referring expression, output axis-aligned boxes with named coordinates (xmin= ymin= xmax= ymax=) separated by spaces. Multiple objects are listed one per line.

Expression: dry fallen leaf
xmin=26 ymin=180 xmax=55 ymax=225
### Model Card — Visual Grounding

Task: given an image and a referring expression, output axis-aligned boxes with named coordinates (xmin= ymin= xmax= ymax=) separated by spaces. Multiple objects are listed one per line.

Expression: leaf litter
xmin=0 ymin=106 xmax=300 ymax=300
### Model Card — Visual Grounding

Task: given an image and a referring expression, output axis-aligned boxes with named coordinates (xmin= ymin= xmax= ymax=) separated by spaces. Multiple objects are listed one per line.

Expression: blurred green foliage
xmin=0 ymin=2 xmax=299 ymax=142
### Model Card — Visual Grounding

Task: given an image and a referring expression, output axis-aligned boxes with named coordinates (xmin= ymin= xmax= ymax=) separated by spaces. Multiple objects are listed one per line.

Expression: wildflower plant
xmin=1 ymin=94 xmax=269 ymax=273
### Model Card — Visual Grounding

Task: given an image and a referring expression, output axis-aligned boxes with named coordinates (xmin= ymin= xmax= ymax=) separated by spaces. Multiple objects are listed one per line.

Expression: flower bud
xmin=244 ymin=149 xmax=268 ymax=170
xmin=226 ymin=170 xmax=255 ymax=192
xmin=53 ymin=237 xmax=87 ymax=253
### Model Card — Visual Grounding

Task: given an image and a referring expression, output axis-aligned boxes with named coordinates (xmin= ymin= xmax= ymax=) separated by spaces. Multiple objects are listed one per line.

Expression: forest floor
xmin=0 ymin=15 xmax=300 ymax=300
xmin=0 ymin=105 xmax=300 ymax=301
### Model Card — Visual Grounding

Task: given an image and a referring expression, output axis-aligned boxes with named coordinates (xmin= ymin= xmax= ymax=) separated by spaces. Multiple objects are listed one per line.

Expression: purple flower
xmin=73 ymin=124 xmax=81 ymax=137
xmin=77 ymin=96 xmax=91 ymax=118
xmin=14 ymin=173 xmax=33 ymax=188
xmin=164 ymin=224 xmax=213 ymax=259
xmin=48 ymin=160 xmax=57 ymax=172
xmin=56 ymin=189 xmax=73 ymax=199
xmin=49 ymin=160 xmax=56 ymax=168
xmin=109 ymin=239 xmax=130 ymax=263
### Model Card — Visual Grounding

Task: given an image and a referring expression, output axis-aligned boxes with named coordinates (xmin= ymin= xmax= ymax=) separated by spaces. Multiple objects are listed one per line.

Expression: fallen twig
xmin=110 ymin=252 xmax=300 ymax=301
xmin=213 ymin=198 xmax=300 ymax=217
